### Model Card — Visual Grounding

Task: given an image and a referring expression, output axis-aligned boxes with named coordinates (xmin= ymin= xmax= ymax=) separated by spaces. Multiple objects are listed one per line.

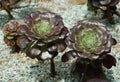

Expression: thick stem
xmin=5 ymin=9 xmax=14 ymax=19
xmin=86 ymin=60 xmax=109 ymax=82
xmin=105 ymin=11 xmax=115 ymax=24
xmin=1 ymin=0 xmax=14 ymax=19
xmin=71 ymin=59 xmax=89 ymax=82
xmin=79 ymin=64 xmax=88 ymax=82
xmin=102 ymin=6 xmax=116 ymax=24
xmin=50 ymin=58 xmax=56 ymax=77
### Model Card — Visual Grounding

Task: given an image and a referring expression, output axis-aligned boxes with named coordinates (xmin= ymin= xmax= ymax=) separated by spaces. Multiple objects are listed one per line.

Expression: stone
xmin=66 ymin=0 xmax=87 ymax=5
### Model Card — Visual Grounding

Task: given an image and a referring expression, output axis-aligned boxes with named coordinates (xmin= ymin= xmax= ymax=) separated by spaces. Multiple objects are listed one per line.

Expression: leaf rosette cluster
xmin=61 ymin=19 xmax=117 ymax=82
xmin=23 ymin=11 xmax=68 ymax=60
xmin=3 ymin=11 xmax=68 ymax=76
xmin=62 ymin=20 xmax=116 ymax=68
xmin=2 ymin=10 xmax=117 ymax=79
xmin=3 ymin=20 xmax=29 ymax=51
xmin=3 ymin=11 xmax=68 ymax=60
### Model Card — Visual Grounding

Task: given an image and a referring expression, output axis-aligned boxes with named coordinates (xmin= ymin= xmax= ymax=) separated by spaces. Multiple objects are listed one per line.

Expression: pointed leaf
xmin=57 ymin=42 xmax=67 ymax=52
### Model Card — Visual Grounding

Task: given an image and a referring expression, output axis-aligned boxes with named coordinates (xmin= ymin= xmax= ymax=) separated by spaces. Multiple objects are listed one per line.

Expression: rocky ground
xmin=0 ymin=0 xmax=120 ymax=82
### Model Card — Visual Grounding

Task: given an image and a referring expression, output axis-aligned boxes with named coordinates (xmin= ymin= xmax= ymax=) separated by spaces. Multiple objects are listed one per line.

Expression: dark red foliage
xmin=62 ymin=50 xmax=76 ymax=62
xmin=62 ymin=19 xmax=117 ymax=82
xmin=2 ymin=11 xmax=68 ymax=77
xmin=101 ymin=54 xmax=116 ymax=69
xmin=87 ymin=0 xmax=120 ymax=24
xmin=71 ymin=58 xmax=109 ymax=82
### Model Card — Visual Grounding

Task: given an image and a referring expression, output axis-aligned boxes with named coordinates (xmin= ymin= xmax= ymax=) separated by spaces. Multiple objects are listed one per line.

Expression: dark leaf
xmin=111 ymin=38 xmax=117 ymax=45
xmin=92 ymin=0 xmax=100 ymax=7
xmin=17 ymin=25 xmax=29 ymax=35
xmin=110 ymin=0 xmax=119 ymax=6
xmin=57 ymin=42 xmax=67 ymax=52
xmin=100 ymin=0 xmax=111 ymax=5
xmin=30 ymin=11 xmax=41 ymax=22
xmin=101 ymin=54 xmax=116 ymax=69
xmin=4 ymin=36 xmax=15 ymax=46
xmin=62 ymin=51 xmax=75 ymax=62
xmin=23 ymin=14 xmax=34 ymax=27
xmin=52 ymin=15 xmax=63 ymax=26
xmin=47 ymin=45 xmax=58 ymax=54
xmin=51 ymin=27 xmax=62 ymax=36
xmin=60 ymin=27 xmax=69 ymax=39
xmin=43 ymin=35 xmax=59 ymax=43
xmin=95 ymin=46 xmax=105 ymax=55
xmin=26 ymin=48 xmax=41 ymax=59
xmin=16 ymin=36 xmax=29 ymax=49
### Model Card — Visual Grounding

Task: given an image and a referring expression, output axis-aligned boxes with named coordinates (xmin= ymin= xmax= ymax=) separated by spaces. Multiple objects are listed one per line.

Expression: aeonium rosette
xmin=2 ymin=11 xmax=68 ymax=77
xmin=62 ymin=19 xmax=117 ymax=81
xmin=2 ymin=19 xmax=30 ymax=52
xmin=23 ymin=11 xmax=68 ymax=59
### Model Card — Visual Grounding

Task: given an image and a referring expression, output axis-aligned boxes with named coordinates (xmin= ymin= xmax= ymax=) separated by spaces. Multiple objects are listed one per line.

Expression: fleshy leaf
xmin=4 ymin=36 xmax=15 ymax=46
xmin=101 ymin=54 xmax=116 ymax=69
xmin=26 ymin=48 xmax=41 ymax=59
xmin=47 ymin=45 xmax=58 ymax=54
xmin=57 ymin=42 xmax=67 ymax=52
xmin=66 ymin=19 xmax=117 ymax=60
xmin=111 ymin=38 xmax=117 ymax=45
xmin=62 ymin=51 xmax=75 ymax=62
xmin=16 ymin=36 xmax=29 ymax=49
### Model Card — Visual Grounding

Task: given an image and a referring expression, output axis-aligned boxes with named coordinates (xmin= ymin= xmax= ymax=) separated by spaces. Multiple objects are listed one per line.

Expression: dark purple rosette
xmin=2 ymin=11 xmax=68 ymax=77
xmin=62 ymin=19 xmax=117 ymax=82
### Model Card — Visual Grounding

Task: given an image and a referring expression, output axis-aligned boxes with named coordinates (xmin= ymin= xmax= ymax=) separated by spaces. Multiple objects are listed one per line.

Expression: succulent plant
xmin=62 ymin=20 xmax=117 ymax=82
xmin=3 ymin=11 xmax=68 ymax=77
xmin=87 ymin=0 xmax=120 ymax=24
xmin=3 ymin=19 xmax=28 ymax=52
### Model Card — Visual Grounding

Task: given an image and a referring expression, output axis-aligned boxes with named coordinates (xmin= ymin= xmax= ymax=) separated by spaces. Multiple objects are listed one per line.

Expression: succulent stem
xmin=5 ymin=9 xmax=14 ymax=19
xmin=86 ymin=63 xmax=108 ymax=82
xmin=79 ymin=64 xmax=88 ymax=82
xmin=102 ymin=7 xmax=115 ymax=24
xmin=50 ymin=57 xmax=56 ymax=77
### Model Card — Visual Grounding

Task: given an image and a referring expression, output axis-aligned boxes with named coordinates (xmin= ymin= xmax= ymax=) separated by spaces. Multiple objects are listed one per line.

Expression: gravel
xmin=0 ymin=0 xmax=120 ymax=82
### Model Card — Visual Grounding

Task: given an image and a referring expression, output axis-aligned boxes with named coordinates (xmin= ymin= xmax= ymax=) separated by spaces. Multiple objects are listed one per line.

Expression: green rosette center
xmin=34 ymin=20 xmax=53 ymax=38
xmin=76 ymin=27 xmax=101 ymax=51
